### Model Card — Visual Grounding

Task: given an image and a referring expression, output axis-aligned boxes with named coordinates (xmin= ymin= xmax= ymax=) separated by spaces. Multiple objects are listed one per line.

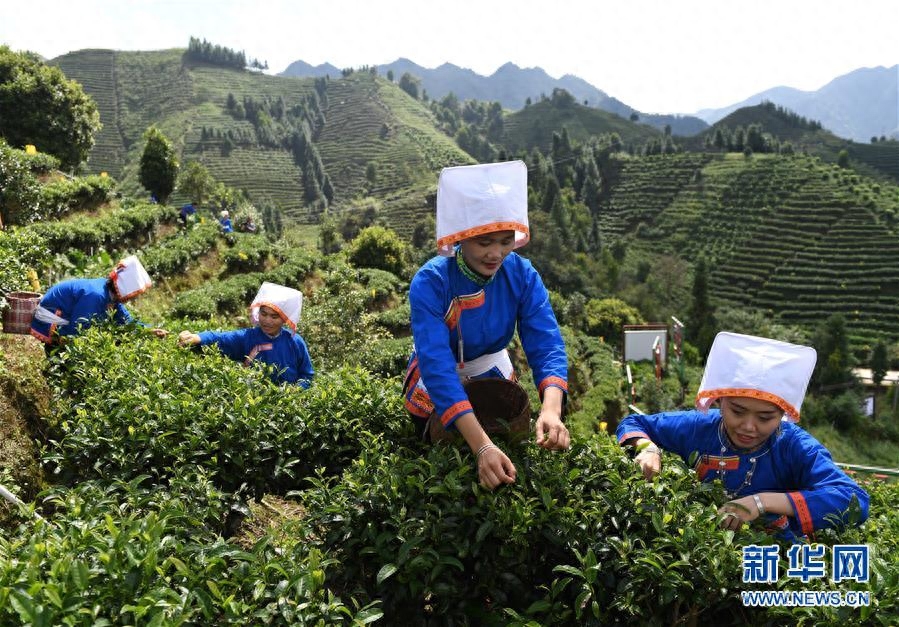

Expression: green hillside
xmin=604 ymin=152 xmax=899 ymax=345
xmin=501 ymin=95 xmax=661 ymax=153
xmin=696 ymin=103 xmax=899 ymax=183
xmin=52 ymin=49 xmax=472 ymax=223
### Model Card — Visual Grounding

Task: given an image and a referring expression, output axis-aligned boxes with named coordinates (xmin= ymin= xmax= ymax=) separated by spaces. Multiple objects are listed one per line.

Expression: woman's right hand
xmin=634 ymin=443 xmax=662 ymax=480
xmin=178 ymin=330 xmax=200 ymax=347
xmin=477 ymin=445 xmax=517 ymax=490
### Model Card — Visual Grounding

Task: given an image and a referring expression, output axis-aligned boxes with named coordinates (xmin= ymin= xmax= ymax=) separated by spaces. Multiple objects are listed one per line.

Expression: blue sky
xmin=1 ymin=0 xmax=896 ymax=114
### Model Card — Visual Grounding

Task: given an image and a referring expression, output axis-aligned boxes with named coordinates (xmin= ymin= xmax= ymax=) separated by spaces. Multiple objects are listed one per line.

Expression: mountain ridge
xmin=697 ymin=64 xmax=899 ymax=142
xmin=280 ymin=59 xmax=898 ymax=142
xmin=279 ymin=58 xmax=709 ymax=137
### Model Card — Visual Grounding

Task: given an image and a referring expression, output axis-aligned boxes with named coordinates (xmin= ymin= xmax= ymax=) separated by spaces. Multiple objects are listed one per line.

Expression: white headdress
xmin=696 ymin=331 xmax=817 ymax=422
xmin=435 ymin=160 xmax=529 ymax=256
xmin=250 ymin=282 xmax=303 ymax=333
xmin=109 ymin=255 xmax=152 ymax=302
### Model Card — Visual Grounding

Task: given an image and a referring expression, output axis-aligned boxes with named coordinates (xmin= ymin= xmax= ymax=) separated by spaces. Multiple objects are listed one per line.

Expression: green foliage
xmin=140 ymin=222 xmax=220 ymax=277
xmin=583 ymin=297 xmax=644 ymax=345
xmin=870 ymin=341 xmax=889 ymax=386
xmin=398 ymin=72 xmax=421 ymax=100
xmin=812 ymin=314 xmax=857 ymax=394
xmin=292 ymin=436 xmax=776 ymax=625
xmin=139 ymin=127 xmax=179 ymax=203
xmin=0 ymin=46 xmax=101 ymax=170
xmin=0 ymin=474 xmax=378 ymax=625
xmin=219 ymin=232 xmax=273 ymax=274
xmin=176 ymin=160 xmax=216 ymax=206
xmin=26 ymin=202 xmax=174 ymax=254
xmin=171 ymin=246 xmax=318 ymax=318
xmin=37 ymin=174 xmax=116 ymax=219
xmin=302 ymin=267 xmax=393 ymax=371
xmin=184 ymin=36 xmax=247 ymax=70
xmin=347 ymin=225 xmax=410 ymax=278
xmin=355 ymin=267 xmax=405 ymax=309
xmin=0 ymin=140 xmax=41 ymax=225
xmin=0 ymin=228 xmax=50 ymax=295
xmin=687 ymin=258 xmax=717 ymax=360
xmin=1 ymin=140 xmax=115 ymax=224
xmin=46 ymin=327 xmax=408 ymax=498
xmin=802 ymin=391 xmax=864 ymax=432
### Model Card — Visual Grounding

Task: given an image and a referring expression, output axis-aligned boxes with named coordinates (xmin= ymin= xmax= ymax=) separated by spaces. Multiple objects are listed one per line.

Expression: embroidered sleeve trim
xmin=788 ymin=491 xmax=815 ymax=536
xmin=440 ymin=400 xmax=474 ymax=427
xmin=538 ymin=376 xmax=568 ymax=394
xmin=617 ymin=430 xmax=649 ymax=444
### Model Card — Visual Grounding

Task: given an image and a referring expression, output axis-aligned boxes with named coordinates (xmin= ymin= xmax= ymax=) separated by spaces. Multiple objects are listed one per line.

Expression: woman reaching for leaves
xmin=617 ymin=331 xmax=869 ymax=541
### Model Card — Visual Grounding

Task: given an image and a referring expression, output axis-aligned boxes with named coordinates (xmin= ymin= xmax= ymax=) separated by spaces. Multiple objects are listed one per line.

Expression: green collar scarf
xmin=455 ymin=246 xmax=494 ymax=287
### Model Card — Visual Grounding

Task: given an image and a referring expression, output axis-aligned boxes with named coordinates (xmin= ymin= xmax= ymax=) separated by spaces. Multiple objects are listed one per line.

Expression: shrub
xmin=46 ymin=327 xmax=408 ymax=498
xmin=347 ymin=226 xmax=410 ymax=278
xmin=0 ymin=473 xmax=379 ymax=625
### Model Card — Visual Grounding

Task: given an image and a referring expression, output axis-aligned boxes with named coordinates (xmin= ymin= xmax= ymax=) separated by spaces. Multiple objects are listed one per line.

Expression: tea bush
xmin=45 ymin=327 xmax=409 ymax=498
xmin=172 ymin=247 xmax=318 ymax=319
xmin=220 ymin=232 xmax=275 ymax=275
xmin=0 ymin=228 xmax=51 ymax=294
xmin=291 ymin=436 xmax=766 ymax=625
xmin=38 ymin=174 xmax=116 ymax=218
xmin=283 ymin=437 xmax=899 ymax=626
xmin=141 ymin=221 xmax=220 ymax=277
xmin=27 ymin=202 xmax=174 ymax=253
xmin=0 ymin=472 xmax=380 ymax=625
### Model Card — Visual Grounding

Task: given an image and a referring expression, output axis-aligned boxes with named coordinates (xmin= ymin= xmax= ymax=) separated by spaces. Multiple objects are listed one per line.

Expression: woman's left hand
xmin=718 ymin=496 xmax=759 ymax=531
xmin=535 ymin=411 xmax=570 ymax=450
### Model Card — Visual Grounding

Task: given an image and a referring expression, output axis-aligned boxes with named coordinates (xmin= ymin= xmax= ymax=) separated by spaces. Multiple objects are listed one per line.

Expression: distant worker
xmin=30 ymin=256 xmax=168 ymax=354
xmin=219 ymin=210 xmax=233 ymax=233
xmin=240 ymin=215 xmax=258 ymax=233
xmin=178 ymin=282 xmax=314 ymax=387
xmin=179 ymin=203 xmax=197 ymax=227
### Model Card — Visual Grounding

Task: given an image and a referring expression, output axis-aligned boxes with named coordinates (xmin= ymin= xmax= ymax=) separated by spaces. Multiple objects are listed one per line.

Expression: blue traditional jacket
xmin=406 ymin=252 xmax=567 ymax=428
xmin=617 ymin=409 xmax=870 ymax=540
xmin=30 ymin=278 xmax=134 ymax=344
xmin=198 ymin=327 xmax=314 ymax=387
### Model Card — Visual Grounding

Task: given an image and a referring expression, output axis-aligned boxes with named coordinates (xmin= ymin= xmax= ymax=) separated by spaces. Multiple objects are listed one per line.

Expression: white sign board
xmin=623 ymin=327 xmax=668 ymax=366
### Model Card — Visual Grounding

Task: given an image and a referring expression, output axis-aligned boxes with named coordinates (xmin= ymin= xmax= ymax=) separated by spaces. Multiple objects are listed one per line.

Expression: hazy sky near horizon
xmin=2 ymin=0 xmax=897 ymax=114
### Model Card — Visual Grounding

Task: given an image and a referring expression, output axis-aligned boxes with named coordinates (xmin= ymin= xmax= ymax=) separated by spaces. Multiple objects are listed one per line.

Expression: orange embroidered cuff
xmin=440 ymin=400 xmax=474 ymax=427
xmin=538 ymin=376 xmax=568 ymax=396
xmin=29 ymin=328 xmax=52 ymax=344
xmin=787 ymin=491 xmax=815 ymax=537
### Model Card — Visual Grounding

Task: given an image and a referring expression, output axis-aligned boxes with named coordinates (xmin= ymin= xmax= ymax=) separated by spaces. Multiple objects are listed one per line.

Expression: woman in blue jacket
xmin=617 ymin=331 xmax=869 ymax=541
xmin=405 ymin=160 xmax=570 ymax=491
xmin=30 ymin=255 xmax=166 ymax=350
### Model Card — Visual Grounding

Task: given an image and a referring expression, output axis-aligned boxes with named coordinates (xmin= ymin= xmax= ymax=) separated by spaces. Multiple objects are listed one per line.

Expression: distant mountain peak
xmin=278 ymin=57 xmax=707 ymax=135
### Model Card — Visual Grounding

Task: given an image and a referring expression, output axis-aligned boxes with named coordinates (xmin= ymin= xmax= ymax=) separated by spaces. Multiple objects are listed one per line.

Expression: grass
xmin=806 ymin=422 xmax=899 ymax=470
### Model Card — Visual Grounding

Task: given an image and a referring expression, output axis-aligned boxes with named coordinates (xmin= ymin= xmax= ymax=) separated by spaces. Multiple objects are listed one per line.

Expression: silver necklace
xmin=716 ymin=421 xmax=773 ymax=498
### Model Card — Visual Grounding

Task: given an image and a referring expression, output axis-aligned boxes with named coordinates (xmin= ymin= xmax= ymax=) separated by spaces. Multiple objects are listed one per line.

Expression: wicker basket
xmin=429 ymin=378 xmax=532 ymax=443
xmin=2 ymin=291 xmax=41 ymax=335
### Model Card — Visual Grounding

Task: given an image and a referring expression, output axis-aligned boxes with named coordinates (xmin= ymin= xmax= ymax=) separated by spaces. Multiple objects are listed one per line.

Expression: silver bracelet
xmin=753 ymin=494 xmax=766 ymax=516
xmin=476 ymin=443 xmax=497 ymax=459
xmin=641 ymin=443 xmax=661 ymax=456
